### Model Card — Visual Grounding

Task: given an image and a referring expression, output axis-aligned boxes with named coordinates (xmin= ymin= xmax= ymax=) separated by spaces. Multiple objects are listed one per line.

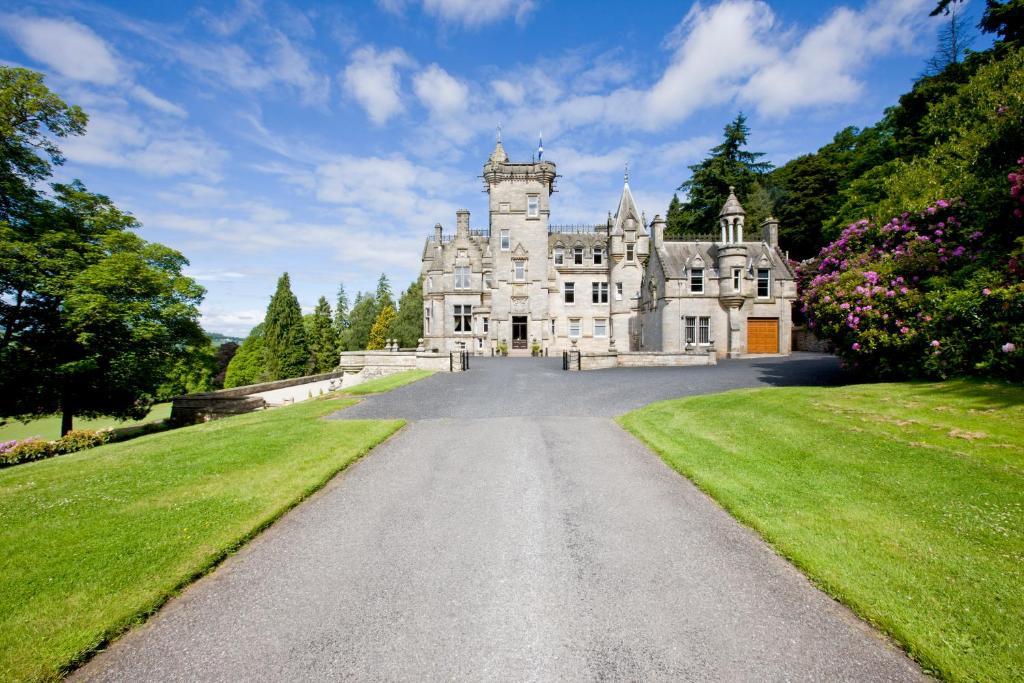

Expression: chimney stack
xmin=651 ymin=214 xmax=666 ymax=247
xmin=456 ymin=209 xmax=470 ymax=236
xmin=434 ymin=222 xmax=443 ymax=243
xmin=761 ymin=217 xmax=779 ymax=248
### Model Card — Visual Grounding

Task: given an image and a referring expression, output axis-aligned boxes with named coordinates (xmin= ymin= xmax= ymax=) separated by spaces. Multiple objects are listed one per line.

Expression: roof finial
xmin=496 ymin=122 xmax=502 ymax=143
xmin=624 ymin=161 xmax=630 ymax=184
xmin=538 ymin=131 xmax=543 ymax=160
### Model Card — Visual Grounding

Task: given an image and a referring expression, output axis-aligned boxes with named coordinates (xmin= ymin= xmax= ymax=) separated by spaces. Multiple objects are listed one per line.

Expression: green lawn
xmin=0 ymin=396 xmax=403 ymax=681
xmin=0 ymin=403 xmax=172 ymax=441
xmin=619 ymin=380 xmax=1024 ymax=682
xmin=341 ymin=369 xmax=435 ymax=395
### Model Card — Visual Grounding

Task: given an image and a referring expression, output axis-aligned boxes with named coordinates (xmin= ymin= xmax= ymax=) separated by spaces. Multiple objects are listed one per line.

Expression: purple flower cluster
xmin=1010 ymin=157 xmax=1024 ymax=220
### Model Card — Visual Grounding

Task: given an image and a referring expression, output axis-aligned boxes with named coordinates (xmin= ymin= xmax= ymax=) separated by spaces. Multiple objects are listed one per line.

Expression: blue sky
xmin=0 ymin=0 xmax=981 ymax=335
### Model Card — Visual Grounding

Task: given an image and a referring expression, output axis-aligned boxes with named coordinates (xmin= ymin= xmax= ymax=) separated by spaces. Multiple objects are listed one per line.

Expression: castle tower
xmin=481 ymin=137 xmax=558 ymax=350
xmin=717 ymin=187 xmax=749 ymax=357
xmin=608 ymin=166 xmax=648 ymax=349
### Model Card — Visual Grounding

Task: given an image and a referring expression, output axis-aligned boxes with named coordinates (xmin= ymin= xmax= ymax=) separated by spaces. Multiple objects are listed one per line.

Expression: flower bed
xmin=0 ymin=430 xmax=113 ymax=468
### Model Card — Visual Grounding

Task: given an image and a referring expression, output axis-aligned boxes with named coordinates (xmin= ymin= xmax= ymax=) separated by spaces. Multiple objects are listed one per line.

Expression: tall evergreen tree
xmin=309 ymin=296 xmax=338 ymax=373
xmin=346 ymin=292 xmax=377 ymax=351
xmin=262 ymin=273 xmax=309 ymax=380
xmin=671 ymin=113 xmax=772 ymax=237
xmin=334 ymin=282 xmax=350 ymax=353
xmin=393 ymin=278 xmax=424 ymax=347
xmin=665 ymin=193 xmax=685 ymax=238
xmin=375 ymin=273 xmax=394 ymax=311
xmin=367 ymin=305 xmax=397 ymax=350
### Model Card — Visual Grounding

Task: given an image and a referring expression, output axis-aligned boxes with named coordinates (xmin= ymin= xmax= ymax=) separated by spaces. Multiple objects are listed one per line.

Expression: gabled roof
xmin=611 ymin=180 xmax=645 ymax=236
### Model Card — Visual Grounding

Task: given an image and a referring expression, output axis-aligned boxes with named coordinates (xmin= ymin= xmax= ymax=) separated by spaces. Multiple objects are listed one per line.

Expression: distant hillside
xmin=206 ymin=332 xmax=244 ymax=346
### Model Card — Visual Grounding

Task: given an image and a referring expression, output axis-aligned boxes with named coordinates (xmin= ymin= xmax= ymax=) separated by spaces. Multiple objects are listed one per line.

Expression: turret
xmin=719 ymin=186 xmax=745 ymax=243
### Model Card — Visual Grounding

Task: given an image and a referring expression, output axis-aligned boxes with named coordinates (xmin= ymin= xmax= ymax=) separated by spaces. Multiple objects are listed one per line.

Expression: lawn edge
xmin=60 ymin=417 xmax=406 ymax=680
xmin=614 ymin=395 xmax=943 ymax=681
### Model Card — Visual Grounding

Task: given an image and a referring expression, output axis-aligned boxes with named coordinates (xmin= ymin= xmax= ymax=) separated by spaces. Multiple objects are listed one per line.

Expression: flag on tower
xmin=538 ymin=133 xmax=543 ymax=160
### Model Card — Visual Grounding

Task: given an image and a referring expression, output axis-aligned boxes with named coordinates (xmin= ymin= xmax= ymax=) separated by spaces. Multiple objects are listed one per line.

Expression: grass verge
xmin=0 ymin=396 xmax=402 ymax=681
xmin=342 ymin=369 xmax=434 ymax=395
xmin=618 ymin=380 xmax=1023 ymax=682
xmin=0 ymin=403 xmax=172 ymax=441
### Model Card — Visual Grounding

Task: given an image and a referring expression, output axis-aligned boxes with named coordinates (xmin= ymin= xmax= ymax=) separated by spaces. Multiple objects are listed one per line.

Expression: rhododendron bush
xmin=799 ymin=160 xmax=1024 ymax=380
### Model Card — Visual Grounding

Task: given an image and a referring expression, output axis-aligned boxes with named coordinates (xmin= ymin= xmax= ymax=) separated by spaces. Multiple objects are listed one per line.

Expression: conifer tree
xmin=346 ymin=292 xmax=377 ymax=351
xmin=367 ymin=305 xmax=397 ymax=350
xmin=309 ymin=296 xmax=338 ymax=373
xmin=666 ymin=193 xmax=685 ymax=237
xmin=334 ymin=283 xmax=349 ymax=340
xmin=393 ymin=278 xmax=424 ymax=347
xmin=262 ymin=273 xmax=309 ymax=380
xmin=375 ymin=273 xmax=394 ymax=311
xmin=671 ymin=113 xmax=771 ymax=237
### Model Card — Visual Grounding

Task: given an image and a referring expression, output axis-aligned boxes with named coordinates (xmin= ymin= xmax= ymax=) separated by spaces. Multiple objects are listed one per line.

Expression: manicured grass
xmin=342 ymin=369 xmax=434 ymax=395
xmin=0 ymin=403 xmax=172 ymax=441
xmin=618 ymin=380 xmax=1024 ymax=682
xmin=0 ymin=396 xmax=403 ymax=681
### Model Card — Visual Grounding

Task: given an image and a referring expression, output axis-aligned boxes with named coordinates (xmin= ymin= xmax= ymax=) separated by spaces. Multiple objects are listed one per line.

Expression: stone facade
xmin=421 ymin=140 xmax=797 ymax=358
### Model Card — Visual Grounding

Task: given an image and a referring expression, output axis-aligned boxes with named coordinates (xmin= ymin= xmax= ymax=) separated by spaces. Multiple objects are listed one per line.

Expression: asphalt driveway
xmin=76 ymin=354 xmax=923 ymax=681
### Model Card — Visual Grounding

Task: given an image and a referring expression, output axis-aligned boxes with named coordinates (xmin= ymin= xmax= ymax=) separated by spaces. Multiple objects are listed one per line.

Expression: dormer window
xmin=500 ymin=229 xmax=510 ymax=250
xmin=757 ymin=268 xmax=771 ymax=298
xmin=593 ymin=246 xmax=603 ymax=265
xmin=527 ymin=195 xmax=539 ymax=218
xmin=573 ymin=245 xmax=584 ymax=265
xmin=690 ymin=267 xmax=704 ymax=294
xmin=626 ymin=243 xmax=635 ymax=261
xmin=554 ymin=248 xmax=564 ymax=265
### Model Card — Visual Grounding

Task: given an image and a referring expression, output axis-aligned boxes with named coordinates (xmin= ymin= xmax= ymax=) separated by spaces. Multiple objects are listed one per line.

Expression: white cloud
xmin=379 ymin=0 xmax=536 ymax=27
xmin=741 ymin=0 xmax=931 ymax=116
xmin=61 ymin=110 xmax=226 ymax=180
xmin=413 ymin=64 xmax=469 ymax=116
xmin=2 ymin=16 xmax=121 ymax=85
xmin=130 ymin=85 xmax=188 ymax=117
xmin=341 ymin=46 xmax=413 ymax=125
xmin=491 ymin=79 xmax=524 ymax=105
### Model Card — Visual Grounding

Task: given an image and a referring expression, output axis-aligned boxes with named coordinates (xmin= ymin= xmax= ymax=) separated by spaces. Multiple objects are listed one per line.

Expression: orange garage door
xmin=747 ymin=318 xmax=779 ymax=354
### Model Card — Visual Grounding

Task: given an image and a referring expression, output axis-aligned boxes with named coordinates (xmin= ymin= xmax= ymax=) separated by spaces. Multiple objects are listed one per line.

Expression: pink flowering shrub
xmin=800 ymin=191 xmax=1024 ymax=380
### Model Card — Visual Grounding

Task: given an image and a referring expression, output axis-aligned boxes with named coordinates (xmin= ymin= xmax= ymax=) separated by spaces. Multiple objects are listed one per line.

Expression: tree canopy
xmin=393 ymin=278 xmax=424 ymax=348
xmin=668 ymin=113 xmax=771 ymax=237
xmin=309 ymin=295 xmax=337 ymax=373
xmin=262 ymin=273 xmax=309 ymax=380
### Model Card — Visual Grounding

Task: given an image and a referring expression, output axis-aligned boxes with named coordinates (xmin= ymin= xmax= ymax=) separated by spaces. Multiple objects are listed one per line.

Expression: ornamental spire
xmin=624 ymin=161 xmax=629 ymax=184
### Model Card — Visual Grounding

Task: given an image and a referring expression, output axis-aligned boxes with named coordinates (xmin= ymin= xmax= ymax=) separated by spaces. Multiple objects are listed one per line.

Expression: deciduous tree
xmin=393 ymin=278 xmax=423 ymax=347
xmin=367 ymin=305 xmax=397 ymax=350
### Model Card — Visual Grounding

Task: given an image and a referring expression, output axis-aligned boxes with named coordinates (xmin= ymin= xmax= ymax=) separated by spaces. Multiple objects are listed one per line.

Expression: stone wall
xmin=171 ymin=349 xmax=453 ymax=426
xmin=570 ymin=348 xmax=717 ymax=371
xmin=792 ymin=325 xmax=833 ymax=353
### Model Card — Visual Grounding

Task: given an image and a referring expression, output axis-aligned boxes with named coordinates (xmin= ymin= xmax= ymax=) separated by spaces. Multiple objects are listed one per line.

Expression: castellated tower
xmin=481 ymin=137 xmax=557 ymax=350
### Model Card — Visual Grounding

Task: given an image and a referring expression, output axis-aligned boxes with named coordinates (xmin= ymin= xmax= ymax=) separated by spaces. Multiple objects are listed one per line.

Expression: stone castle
xmin=421 ymin=138 xmax=797 ymax=357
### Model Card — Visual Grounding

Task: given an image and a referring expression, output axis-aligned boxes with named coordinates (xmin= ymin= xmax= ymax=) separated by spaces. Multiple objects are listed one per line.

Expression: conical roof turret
xmin=719 ymin=186 xmax=745 ymax=216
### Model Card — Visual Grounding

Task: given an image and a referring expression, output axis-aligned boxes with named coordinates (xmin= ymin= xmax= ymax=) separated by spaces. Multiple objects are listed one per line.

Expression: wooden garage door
xmin=747 ymin=318 xmax=779 ymax=354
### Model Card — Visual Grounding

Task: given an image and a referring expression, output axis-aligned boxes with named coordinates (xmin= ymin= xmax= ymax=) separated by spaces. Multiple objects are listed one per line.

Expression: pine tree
xmin=666 ymin=193 xmax=686 ymax=238
xmin=367 ymin=305 xmax=397 ymax=350
xmin=375 ymin=273 xmax=394 ymax=311
xmin=393 ymin=278 xmax=424 ymax=347
xmin=674 ymin=113 xmax=772 ymax=236
xmin=346 ymin=292 xmax=378 ymax=351
xmin=263 ymin=273 xmax=309 ymax=380
xmin=309 ymin=296 xmax=337 ymax=373
xmin=337 ymin=282 xmax=354 ymax=350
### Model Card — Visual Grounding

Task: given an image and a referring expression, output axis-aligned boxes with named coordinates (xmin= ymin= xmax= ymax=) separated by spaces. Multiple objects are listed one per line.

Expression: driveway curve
xmin=76 ymin=354 xmax=923 ymax=681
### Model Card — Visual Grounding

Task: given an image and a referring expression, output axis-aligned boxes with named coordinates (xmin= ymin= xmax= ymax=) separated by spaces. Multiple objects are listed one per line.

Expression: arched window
xmin=573 ymin=245 xmax=584 ymax=265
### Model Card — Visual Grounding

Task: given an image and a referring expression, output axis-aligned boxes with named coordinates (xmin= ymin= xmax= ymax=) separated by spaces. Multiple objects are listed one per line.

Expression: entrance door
xmin=511 ymin=316 xmax=528 ymax=349
xmin=747 ymin=318 xmax=779 ymax=353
